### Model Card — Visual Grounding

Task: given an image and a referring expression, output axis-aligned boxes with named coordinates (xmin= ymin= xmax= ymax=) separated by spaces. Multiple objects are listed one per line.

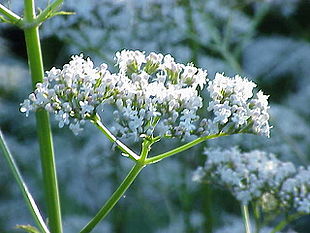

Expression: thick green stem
xmin=80 ymin=163 xmax=144 ymax=233
xmin=241 ymin=204 xmax=252 ymax=233
xmin=145 ymin=133 xmax=227 ymax=164
xmin=23 ymin=1 xmax=62 ymax=232
xmin=0 ymin=130 xmax=50 ymax=233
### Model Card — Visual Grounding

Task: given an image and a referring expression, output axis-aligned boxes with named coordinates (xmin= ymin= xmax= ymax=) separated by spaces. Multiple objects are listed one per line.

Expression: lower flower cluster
xmin=193 ymin=147 xmax=310 ymax=214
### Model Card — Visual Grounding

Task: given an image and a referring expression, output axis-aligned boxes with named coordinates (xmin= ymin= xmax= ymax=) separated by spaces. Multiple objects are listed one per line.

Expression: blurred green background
xmin=0 ymin=0 xmax=310 ymax=232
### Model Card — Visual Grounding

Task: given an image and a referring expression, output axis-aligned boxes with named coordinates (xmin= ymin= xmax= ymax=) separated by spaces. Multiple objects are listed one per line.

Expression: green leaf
xmin=16 ymin=225 xmax=41 ymax=233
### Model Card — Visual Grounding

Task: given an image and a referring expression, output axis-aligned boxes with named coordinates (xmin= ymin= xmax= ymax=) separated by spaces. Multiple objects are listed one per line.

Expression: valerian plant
xmin=3 ymin=1 xmax=306 ymax=233
xmin=17 ymin=47 xmax=271 ymax=233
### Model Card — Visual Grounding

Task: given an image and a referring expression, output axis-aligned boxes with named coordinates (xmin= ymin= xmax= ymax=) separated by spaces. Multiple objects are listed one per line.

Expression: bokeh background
xmin=0 ymin=0 xmax=309 ymax=232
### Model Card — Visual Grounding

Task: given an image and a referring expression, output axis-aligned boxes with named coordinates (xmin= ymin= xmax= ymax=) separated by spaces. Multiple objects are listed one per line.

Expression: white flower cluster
xmin=111 ymin=50 xmax=207 ymax=140
xmin=20 ymin=50 xmax=271 ymax=140
xmin=20 ymin=54 xmax=117 ymax=135
xmin=193 ymin=147 xmax=310 ymax=213
xmin=198 ymin=73 xmax=271 ymax=137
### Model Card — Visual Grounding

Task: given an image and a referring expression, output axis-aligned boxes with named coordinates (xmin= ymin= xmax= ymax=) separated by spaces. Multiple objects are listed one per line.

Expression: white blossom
xmin=111 ymin=50 xmax=207 ymax=140
xmin=20 ymin=51 xmax=270 ymax=140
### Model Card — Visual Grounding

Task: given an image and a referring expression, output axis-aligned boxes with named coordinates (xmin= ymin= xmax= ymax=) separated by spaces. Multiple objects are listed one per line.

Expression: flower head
xmin=20 ymin=54 xmax=117 ymax=135
xmin=21 ymin=51 xmax=270 ymax=140
xmin=111 ymin=50 xmax=208 ymax=140
xmin=198 ymin=73 xmax=271 ymax=137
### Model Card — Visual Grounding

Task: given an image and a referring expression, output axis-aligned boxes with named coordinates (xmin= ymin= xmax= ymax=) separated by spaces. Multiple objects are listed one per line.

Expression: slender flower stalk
xmin=270 ymin=213 xmax=303 ymax=233
xmin=80 ymin=164 xmax=143 ymax=233
xmin=0 ymin=130 xmax=50 ymax=233
xmin=91 ymin=115 xmax=140 ymax=161
xmin=23 ymin=0 xmax=62 ymax=232
xmin=145 ymin=133 xmax=228 ymax=164
xmin=79 ymin=141 xmax=150 ymax=233
xmin=253 ymin=203 xmax=261 ymax=233
xmin=241 ymin=205 xmax=252 ymax=233
xmin=34 ymin=0 xmax=64 ymax=26
xmin=0 ymin=4 xmax=22 ymax=26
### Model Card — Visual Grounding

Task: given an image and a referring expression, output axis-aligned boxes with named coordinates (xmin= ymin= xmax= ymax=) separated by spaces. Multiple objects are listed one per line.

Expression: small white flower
xmin=69 ymin=122 xmax=83 ymax=135
xmin=20 ymin=99 xmax=33 ymax=117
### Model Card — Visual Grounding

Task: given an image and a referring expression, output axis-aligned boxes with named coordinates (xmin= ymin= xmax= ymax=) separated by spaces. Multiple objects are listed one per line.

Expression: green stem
xmin=140 ymin=139 xmax=152 ymax=161
xmin=253 ymin=202 xmax=261 ymax=233
xmin=23 ymin=1 xmax=62 ymax=232
xmin=80 ymin=139 xmax=152 ymax=233
xmin=145 ymin=133 xmax=227 ymax=164
xmin=0 ymin=130 xmax=50 ymax=233
xmin=203 ymin=184 xmax=213 ymax=233
xmin=241 ymin=204 xmax=252 ymax=233
xmin=91 ymin=114 xmax=140 ymax=161
xmin=0 ymin=4 xmax=22 ymax=26
xmin=79 ymin=163 xmax=144 ymax=233
xmin=270 ymin=213 xmax=303 ymax=233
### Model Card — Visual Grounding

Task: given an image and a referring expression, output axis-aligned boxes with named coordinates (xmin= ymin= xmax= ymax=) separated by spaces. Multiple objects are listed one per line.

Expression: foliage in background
xmin=0 ymin=0 xmax=309 ymax=232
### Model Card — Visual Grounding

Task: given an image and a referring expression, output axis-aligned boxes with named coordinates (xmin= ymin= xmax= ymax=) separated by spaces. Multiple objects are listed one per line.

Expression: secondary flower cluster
xmin=20 ymin=54 xmax=118 ymax=135
xmin=111 ymin=50 xmax=207 ymax=140
xmin=193 ymin=147 xmax=310 ymax=213
xmin=20 ymin=50 xmax=271 ymax=139
xmin=197 ymin=73 xmax=271 ymax=137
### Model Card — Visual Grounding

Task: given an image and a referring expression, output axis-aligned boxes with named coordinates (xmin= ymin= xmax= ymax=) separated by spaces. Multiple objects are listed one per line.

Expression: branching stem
xmin=0 ymin=4 xmax=22 ymax=26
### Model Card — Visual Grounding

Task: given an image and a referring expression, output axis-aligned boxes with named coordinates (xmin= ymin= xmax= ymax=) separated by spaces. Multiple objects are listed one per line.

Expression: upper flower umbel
xmin=111 ymin=50 xmax=208 ymax=140
xmin=20 ymin=50 xmax=271 ymax=139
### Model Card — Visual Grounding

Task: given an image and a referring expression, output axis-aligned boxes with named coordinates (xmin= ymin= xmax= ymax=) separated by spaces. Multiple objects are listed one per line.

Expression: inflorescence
xmin=20 ymin=50 xmax=271 ymax=139
xmin=193 ymin=147 xmax=310 ymax=214
xmin=20 ymin=54 xmax=118 ymax=135
xmin=111 ymin=50 xmax=207 ymax=140
xmin=198 ymin=73 xmax=271 ymax=137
